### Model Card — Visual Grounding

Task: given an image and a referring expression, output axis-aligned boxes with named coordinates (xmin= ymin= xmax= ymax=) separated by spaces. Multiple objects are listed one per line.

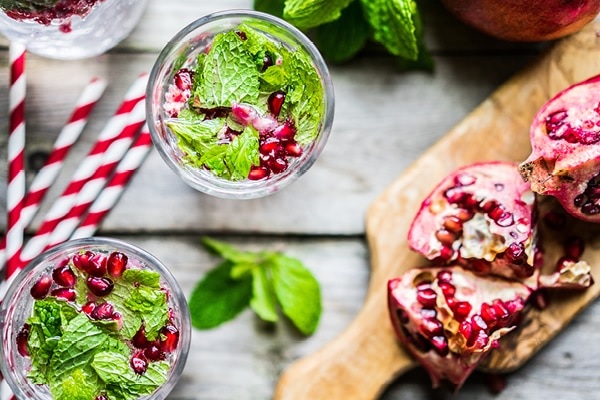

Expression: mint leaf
xmin=194 ymin=30 xmax=261 ymax=108
xmin=395 ymin=8 xmax=434 ymax=71
xmin=49 ymin=368 xmax=99 ymax=400
xmin=253 ymin=0 xmax=285 ymax=18
xmin=269 ymin=254 xmax=321 ymax=335
xmin=189 ymin=261 xmax=253 ymax=329
xmin=202 ymin=237 xmax=261 ymax=265
xmin=167 ymin=117 xmax=224 ymax=161
xmin=283 ymin=0 xmax=354 ymax=29
xmin=361 ymin=0 xmax=419 ymax=60
xmin=250 ymin=266 xmax=279 ymax=322
xmin=314 ymin=0 xmax=370 ymax=64
xmin=124 ymin=285 xmax=168 ymax=340
xmin=199 ymin=143 xmax=230 ymax=177
xmin=49 ymin=314 xmax=109 ymax=383
xmin=121 ymin=268 xmax=161 ymax=288
xmin=104 ymin=281 xmax=143 ymax=339
xmin=225 ymin=126 xmax=260 ymax=180
xmin=92 ymin=351 xmax=168 ymax=400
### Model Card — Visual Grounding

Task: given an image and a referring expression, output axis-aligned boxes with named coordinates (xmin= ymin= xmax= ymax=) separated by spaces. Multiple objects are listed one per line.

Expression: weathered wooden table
xmin=1 ymin=1 xmax=599 ymax=399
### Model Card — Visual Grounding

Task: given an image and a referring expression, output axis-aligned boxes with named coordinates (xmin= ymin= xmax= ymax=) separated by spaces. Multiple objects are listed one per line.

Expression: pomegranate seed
xmin=419 ymin=317 xmax=443 ymax=338
xmin=261 ymin=53 xmax=274 ymax=72
xmin=488 ymin=205 xmax=506 ymax=221
xmin=51 ymin=287 xmax=76 ymax=302
xmin=492 ymin=300 xmax=510 ymax=324
xmin=72 ymin=250 xmax=94 ymax=271
xmin=52 ymin=265 xmax=76 ymax=287
xmin=420 ymin=308 xmax=437 ymax=318
xmin=473 ymin=330 xmax=490 ymax=348
xmin=16 ymin=324 xmax=30 ymax=357
xmin=235 ymin=30 xmax=247 ymax=40
xmin=444 ymin=187 xmax=467 ymax=204
xmin=107 ymin=251 xmax=128 ymax=277
xmin=442 ymin=216 xmax=463 ymax=233
xmin=174 ymin=68 xmax=193 ymax=91
xmin=459 ymin=320 xmax=473 ymax=342
xmin=159 ymin=324 xmax=180 ymax=353
xmin=463 ymin=194 xmax=480 ymax=209
xmin=452 ymin=301 xmax=472 ymax=321
xmin=130 ymin=352 xmax=148 ymax=374
xmin=268 ymin=91 xmax=286 ymax=117
xmin=454 ymin=173 xmax=476 ymax=186
xmin=445 ymin=296 xmax=457 ymax=309
xmin=471 ymin=315 xmax=488 ymax=331
xmin=30 ymin=275 xmax=52 ymax=299
xmin=284 ymin=141 xmax=303 ymax=157
xmin=438 ymin=281 xmax=456 ymax=298
xmin=416 ymin=287 xmax=437 ymax=308
xmin=272 ymin=123 xmax=296 ymax=141
xmin=478 ymin=199 xmax=497 ymax=213
xmin=431 ymin=335 xmax=449 ymax=356
xmin=132 ymin=326 xmax=149 ymax=348
xmin=480 ymin=303 xmax=498 ymax=326
xmin=87 ymin=253 xmax=107 ymax=277
xmin=269 ymin=157 xmax=288 ymax=174
xmin=86 ymin=276 xmax=114 ymax=297
xmin=144 ymin=344 xmax=165 ymax=361
xmin=91 ymin=302 xmax=115 ymax=320
xmin=436 ymin=270 xmax=453 ymax=283
xmin=248 ymin=166 xmax=270 ymax=180
xmin=504 ymin=298 xmax=525 ymax=314
xmin=564 ymin=235 xmax=585 ymax=259
xmin=81 ymin=301 xmax=96 ymax=315
xmin=95 ymin=395 xmax=109 ymax=400
xmin=259 ymin=137 xmax=282 ymax=155
xmin=438 ymin=245 xmax=454 ymax=261
xmin=435 ymin=229 xmax=456 ymax=245
xmin=504 ymin=242 xmax=525 ymax=263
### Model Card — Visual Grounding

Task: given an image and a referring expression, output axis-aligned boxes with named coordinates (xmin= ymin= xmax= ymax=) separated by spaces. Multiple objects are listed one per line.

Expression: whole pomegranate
xmin=388 ymin=266 xmax=532 ymax=390
xmin=440 ymin=0 xmax=600 ymax=42
xmin=408 ymin=162 xmax=538 ymax=280
xmin=519 ymin=74 xmax=600 ymax=223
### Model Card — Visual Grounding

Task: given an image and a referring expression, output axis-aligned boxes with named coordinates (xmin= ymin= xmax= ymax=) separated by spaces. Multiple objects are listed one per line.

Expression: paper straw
xmin=18 ymin=73 xmax=148 ymax=265
xmin=41 ymin=100 xmax=147 ymax=255
xmin=5 ymin=42 xmax=27 ymax=279
xmin=0 ymin=77 xmax=107 ymax=270
xmin=71 ymin=125 xmax=152 ymax=240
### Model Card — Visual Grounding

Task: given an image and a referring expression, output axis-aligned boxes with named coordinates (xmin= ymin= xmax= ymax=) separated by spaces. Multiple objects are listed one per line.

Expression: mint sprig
xmin=254 ymin=0 xmax=433 ymax=69
xmin=189 ymin=237 xmax=322 ymax=335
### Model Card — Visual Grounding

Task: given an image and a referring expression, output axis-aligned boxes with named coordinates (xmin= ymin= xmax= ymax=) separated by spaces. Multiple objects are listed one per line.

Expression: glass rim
xmin=0 ymin=236 xmax=191 ymax=400
xmin=146 ymin=9 xmax=335 ymax=200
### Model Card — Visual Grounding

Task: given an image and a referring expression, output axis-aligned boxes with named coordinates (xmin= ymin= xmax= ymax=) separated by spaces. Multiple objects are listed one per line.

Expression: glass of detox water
xmin=146 ymin=10 xmax=335 ymax=199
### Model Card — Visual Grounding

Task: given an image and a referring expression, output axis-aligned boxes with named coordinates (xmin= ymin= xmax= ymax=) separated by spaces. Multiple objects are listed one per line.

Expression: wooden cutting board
xmin=274 ymin=21 xmax=600 ymax=400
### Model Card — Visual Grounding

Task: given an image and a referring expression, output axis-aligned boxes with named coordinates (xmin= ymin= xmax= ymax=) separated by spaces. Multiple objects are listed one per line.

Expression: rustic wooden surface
xmin=1 ymin=1 xmax=600 ymax=399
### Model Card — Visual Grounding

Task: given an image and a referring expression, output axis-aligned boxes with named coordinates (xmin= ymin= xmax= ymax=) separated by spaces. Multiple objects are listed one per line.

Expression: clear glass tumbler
xmin=146 ymin=10 xmax=335 ymax=199
xmin=0 ymin=237 xmax=191 ymax=400
xmin=0 ymin=0 xmax=149 ymax=59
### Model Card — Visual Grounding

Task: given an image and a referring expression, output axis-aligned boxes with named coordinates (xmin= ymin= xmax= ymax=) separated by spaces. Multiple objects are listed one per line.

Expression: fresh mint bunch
xmin=254 ymin=0 xmax=433 ymax=69
xmin=189 ymin=237 xmax=322 ymax=335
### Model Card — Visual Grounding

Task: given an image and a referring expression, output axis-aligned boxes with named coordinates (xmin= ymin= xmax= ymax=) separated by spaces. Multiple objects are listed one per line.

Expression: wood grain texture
xmin=274 ymin=22 xmax=600 ymax=400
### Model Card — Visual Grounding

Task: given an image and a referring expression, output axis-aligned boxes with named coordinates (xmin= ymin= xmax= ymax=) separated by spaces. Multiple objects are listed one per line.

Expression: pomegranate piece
xmin=268 ymin=91 xmax=286 ymax=117
xmin=408 ymin=161 xmax=538 ymax=280
xmin=16 ymin=324 xmax=30 ymax=357
xmin=52 ymin=264 xmax=76 ymax=287
xmin=130 ymin=351 xmax=148 ymax=375
xmin=91 ymin=302 xmax=116 ymax=320
xmin=107 ymin=251 xmax=128 ymax=277
xmin=159 ymin=324 xmax=179 ymax=353
xmin=50 ymin=287 xmax=77 ymax=302
xmin=30 ymin=275 xmax=52 ymax=299
xmin=86 ymin=276 xmax=114 ymax=297
xmin=519 ymin=74 xmax=600 ymax=223
xmin=388 ymin=266 xmax=532 ymax=390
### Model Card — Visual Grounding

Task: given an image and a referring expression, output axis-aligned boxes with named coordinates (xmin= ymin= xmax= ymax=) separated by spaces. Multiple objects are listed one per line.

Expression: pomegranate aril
xmin=248 ymin=166 xmax=270 ymax=180
xmin=95 ymin=395 xmax=109 ymax=400
xmin=416 ymin=287 xmax=437 ymax=307
xmin=459 ymin=320 xmax=473 ymax=342
xmin=268 ymin=91 xmax=286 ymax=117
xmin=471 ymin=314 xmax=488 ymax=331
xmin=420 ymin=308 xmax=437 ymax=318
xmin=52 ymin=265 xmax=76 ymax=287
xmin=261 ymin=53 xmax=274 ymax=72
xmin=564 ymin=235 xmax=585 ymax=259
xmin=160 ymin=324 xmax=180 ymax=353
xmin=455 ymin=208 xmax=474 ymax=221
xmin=436 ymin=270 xmax=453 ymax=283
xmin=420 ymin=317 xmax=444 ymax=338
xmin=505 ymin=242 xmax=525 ymax=263
xmin=81 ymin=301 xmax=96 ymax=315
xmin=454 ymin=173 xmax=476 ymax=186
xmin=492 ymin=300 xmax=510 ymax=324
xmin=435 ymin=229 xmax=456 ymax=245
xmin=478 ymin=199 xmax=498 ymax=213
xmin=273 ymin=123 xmax=296 ymax=141
xmin=438 ymin=245 xmax=454 ymax=261
xmin=174 ymin=68 xmax=193 ymax=91
xmin=259 ymin=137 xmax=282 ymax=155
xmin=91 ymin=302 xmax=115 ymax=320
xmin=144 ymin=344 xmax=165 ymax=361
xmin=431 ymin=335 xmax=449 ymax=356
xmin=87 ymin=253 xmax=108 ymax=277
xmin=269 ymin=157 xmax=288 ymax=174
xmin=438 ymin=281 xmax=456 ymax=297
xmin=30 ymin=275 xmax=52 ymax=299
xmin=452 ymin=301 xmax=472 ymax=321
xmin=480 ymin=303 xmax=498 ymax=326
xmin=16 ymin=324 xmax=30 ymax=357
xmin=285 ymin=141 xmax=303 ymax=157
xmin=444 ymin=187 xmax=468 ymax=204
xmin=442 ymin=216 xmax=463 ymax=233
xmin=132 ymin=326 xmax=150 ymax=348
xmin=73 ymin=251 xmax=94 ymax=271
xmin=107 ymin=251 xmax=128 ymax=277
xmin=130 ymin=352 xmax=148 ymax=374
xmin=51 ymin=287 xmax=76 ymax=302
xmin=87 ymin=276 xmax=114 ymax=297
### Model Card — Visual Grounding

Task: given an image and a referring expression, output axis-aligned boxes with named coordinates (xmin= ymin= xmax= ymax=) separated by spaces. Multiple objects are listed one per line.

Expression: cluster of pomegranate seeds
xmin=545 ymin=108 xmax=600 ymax=145
xmin=130 ymin=322 xmax=180 ymax=373
xmin=573 ymin=172 xmax=600 ymax=216
xmin=4 ymin=0 xmax=105 ymax=31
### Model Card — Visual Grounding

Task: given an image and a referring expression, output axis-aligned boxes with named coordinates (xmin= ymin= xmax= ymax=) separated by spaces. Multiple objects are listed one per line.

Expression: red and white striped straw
xmin=71 ymin=125 xmax=152 ymax=240
xmin=5 ymin=42 xmax=27 ymax=280
xmin=42 ymin=100 xmax=147 ymax=255
xmin=0 ymin=77 xmax=107 ymax=270
xmin=18 ymin=73 xmax=148 ymax=267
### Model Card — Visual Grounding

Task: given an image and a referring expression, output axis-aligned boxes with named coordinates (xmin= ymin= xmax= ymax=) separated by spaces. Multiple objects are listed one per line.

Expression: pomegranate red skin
xmin=440 ymin=0 xmax=600 ymax=42
xmin=388 ymin=266 xmax=532 ymax=390
xmin=408 ymin=161 xmax=538 ymax=281
xmin=519 ymin=74 xmax=600 ymax=223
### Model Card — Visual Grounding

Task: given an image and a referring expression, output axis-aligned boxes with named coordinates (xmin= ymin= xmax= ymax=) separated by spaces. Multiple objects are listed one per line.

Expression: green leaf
xmin=361 ymin=0 xmax=419 ymax=60
xmin=49 ymin=368 xmax=99 ymax=400
xmin=224 ymin=126 xmax=260 ymax=180
xmin=314 ymin=0 xmax=371 ymax=64
xmin=121 ymin=268 xmax=161 ymax=288
xmin=253 ymin=0 xmax=285 ymax=18
xmin=199 ymin=144 xmax=230 ymax=177
xmin=189 ymin=261 xmax=253 ymax=329
xmin=124 ymin=285 xmax=168 ymax=340
xmin=269 ymin=254 xmax=322 ymax=335
xmin=283 ymin=0 xmax=354 ymax=29
xmin=194 ymin=30 xmax=261 ymax=108
xmin=167 ymin=117 xmax=224 ymax=156
xmin=201 ymin=236 xmax=261 ymax=265
xmin=395 ymin=8 xmax=434 ymax=71
xmin=250 ymin=267 xmax=279 ymax=322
